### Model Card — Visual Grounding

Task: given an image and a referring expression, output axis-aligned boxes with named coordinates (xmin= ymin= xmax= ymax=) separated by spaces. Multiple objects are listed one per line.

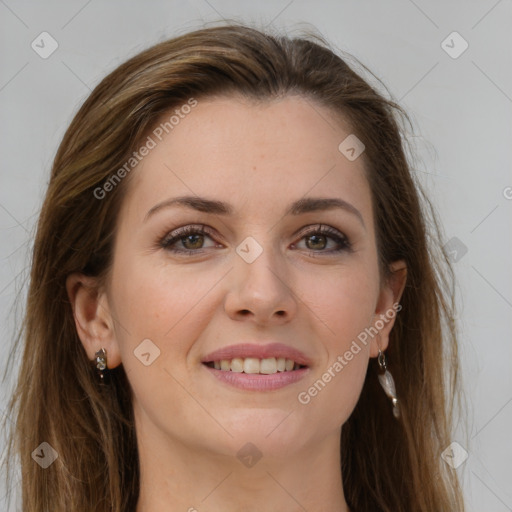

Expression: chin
xmin=215 ymin=407 xmax=312 ymax=453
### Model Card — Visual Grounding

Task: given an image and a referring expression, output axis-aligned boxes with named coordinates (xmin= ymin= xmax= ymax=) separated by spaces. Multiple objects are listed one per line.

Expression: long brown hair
xmin=2 ymin=22 xmax=466 ymax=511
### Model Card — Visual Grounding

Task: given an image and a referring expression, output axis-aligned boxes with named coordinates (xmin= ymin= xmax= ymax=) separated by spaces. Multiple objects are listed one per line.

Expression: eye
xmin=159 ymin=224 xmax=352 ymax=256
xmin=293 ymin=225 xmax=352 ymax=256
xmin=159 ymin=224 xmax=218 ymax=255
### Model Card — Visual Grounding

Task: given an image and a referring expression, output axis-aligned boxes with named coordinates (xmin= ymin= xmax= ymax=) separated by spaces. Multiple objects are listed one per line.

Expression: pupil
xmin=184 ymin=234 xmax=202 ymax=249
xmin=181 ymin=233 xmax=328 ymax=251
xmin=308 ymin=234 xmax=326 ymax=250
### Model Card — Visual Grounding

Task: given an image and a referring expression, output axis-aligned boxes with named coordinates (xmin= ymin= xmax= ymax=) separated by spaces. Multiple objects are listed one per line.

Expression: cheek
xmin=295 ymin=266 xmax=377 ymax=423
xmin=309 ymin=261 xmax=379 ymax=344
xmin=109 ymin=254 xmax=220 ymax=357
xmin=298 ymin=351 xmax=369 ymax=430
xmin=107 ymin=257 xmax=217 ymax=430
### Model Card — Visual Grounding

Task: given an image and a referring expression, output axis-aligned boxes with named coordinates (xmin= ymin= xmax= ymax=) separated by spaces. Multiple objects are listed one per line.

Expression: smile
xmin=203 ymin=357 xmax=306 ymax=374
xmin=201 ymin=342 xmax=311 ymax=390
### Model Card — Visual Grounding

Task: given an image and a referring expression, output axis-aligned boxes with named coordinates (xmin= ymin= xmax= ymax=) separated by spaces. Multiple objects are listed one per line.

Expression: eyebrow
xmin=144 ymin=195 xmax=365 ymax=227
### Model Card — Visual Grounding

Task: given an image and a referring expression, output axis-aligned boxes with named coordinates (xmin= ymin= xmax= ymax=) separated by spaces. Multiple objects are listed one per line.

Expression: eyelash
xmin=159 ymin=224 xmax=352 ymax=257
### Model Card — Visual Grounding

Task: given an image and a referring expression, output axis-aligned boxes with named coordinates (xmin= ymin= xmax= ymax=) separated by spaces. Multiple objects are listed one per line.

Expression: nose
xmin=223 ymin=238 xmax=298 ymax=325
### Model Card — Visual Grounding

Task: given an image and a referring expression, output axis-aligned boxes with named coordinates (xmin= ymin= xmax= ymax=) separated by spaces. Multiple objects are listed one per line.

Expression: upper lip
xmin=201 ymin=343 xmax=312 ymax=367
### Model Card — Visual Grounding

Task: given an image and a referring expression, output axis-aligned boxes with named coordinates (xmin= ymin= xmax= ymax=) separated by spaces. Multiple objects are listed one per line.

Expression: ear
xmin=66 ymin=273 xmax=122 ymax=369
xmin=369 ymin=260 xmax=407 ymax=358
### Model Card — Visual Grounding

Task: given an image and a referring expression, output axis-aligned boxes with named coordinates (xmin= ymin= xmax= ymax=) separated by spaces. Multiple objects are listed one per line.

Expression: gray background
xmin=1 ymin=0 xmax=511 ymax=510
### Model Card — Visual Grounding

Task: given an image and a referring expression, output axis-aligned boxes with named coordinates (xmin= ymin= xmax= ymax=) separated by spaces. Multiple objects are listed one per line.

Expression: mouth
xmin=200 ymin=343 xmax=311 ymax=391
xmin=202 ymin=357 xmax=308 ymax=374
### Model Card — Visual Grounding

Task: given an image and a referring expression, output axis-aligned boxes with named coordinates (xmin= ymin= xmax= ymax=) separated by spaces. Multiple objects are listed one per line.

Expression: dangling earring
xmin=377 ymin=349 xmax=400 ymax=419
xmin=94 ymin=348 xmax=108 ymax=380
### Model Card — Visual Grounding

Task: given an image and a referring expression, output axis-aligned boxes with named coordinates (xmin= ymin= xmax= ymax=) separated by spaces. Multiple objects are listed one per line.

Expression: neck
xmin=134 ymin=415 xmax=349 ymax=512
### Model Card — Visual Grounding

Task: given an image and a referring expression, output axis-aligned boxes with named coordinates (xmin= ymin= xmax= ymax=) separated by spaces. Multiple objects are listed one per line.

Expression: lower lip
xmin=203 ymin=364 xmax=309 ymax=391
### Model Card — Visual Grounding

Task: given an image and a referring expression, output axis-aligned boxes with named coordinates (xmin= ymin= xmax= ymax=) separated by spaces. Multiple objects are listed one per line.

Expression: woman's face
xmin=88 ymin=95 xmax=401 ymax=458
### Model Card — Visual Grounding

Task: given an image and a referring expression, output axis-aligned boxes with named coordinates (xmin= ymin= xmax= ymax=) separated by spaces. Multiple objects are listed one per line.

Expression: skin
xmin=67 ymin=95 xmax=406 ymax=512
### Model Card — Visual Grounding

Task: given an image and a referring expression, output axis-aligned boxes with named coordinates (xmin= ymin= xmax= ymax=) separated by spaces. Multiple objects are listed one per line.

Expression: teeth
xmin=260 ymin=358 xmax=277 ymax=374
xmin=231 ymin=358 xmax=244 ymax=372
xmin=243 ymin=357 xmax=260 ymax=374
xmin=208 ymin=357 xmax=301 ymax=373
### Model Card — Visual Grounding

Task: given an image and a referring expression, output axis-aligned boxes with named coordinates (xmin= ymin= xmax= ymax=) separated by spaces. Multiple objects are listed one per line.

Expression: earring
xmin=94 ymin=348 xmax=108 ymax=380
xmin=377 ymin=349 xmax=400 ymax=419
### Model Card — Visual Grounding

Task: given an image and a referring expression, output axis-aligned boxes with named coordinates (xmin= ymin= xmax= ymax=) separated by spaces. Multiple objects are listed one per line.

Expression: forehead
xmin=121 ymin=95 xmax=372 ymax=223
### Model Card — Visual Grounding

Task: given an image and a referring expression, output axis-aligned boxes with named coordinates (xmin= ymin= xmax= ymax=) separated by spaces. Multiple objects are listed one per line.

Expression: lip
xmin=203 ymin=364 xmax=309 ymax=391
xmin=200 ymin=342 xmax=312 ymax=367
xmin=200 ymin=342 xmax=312 ymax=392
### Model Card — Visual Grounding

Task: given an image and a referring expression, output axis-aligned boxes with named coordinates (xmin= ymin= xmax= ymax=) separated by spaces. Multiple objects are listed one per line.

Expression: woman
xmin=2 ymin=23 xmax=466 ymax=511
